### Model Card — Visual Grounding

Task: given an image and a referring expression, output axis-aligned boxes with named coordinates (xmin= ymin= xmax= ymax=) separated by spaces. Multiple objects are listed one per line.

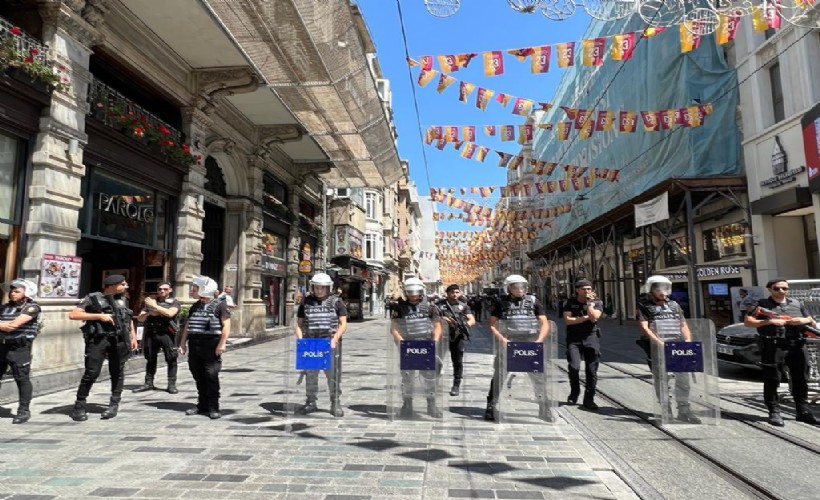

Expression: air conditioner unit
xmin=336 ymin=188 xmax=350 ymax=198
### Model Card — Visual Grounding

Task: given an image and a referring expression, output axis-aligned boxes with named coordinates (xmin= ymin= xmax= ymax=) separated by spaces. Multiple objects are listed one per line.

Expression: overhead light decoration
xmin=424 ymin=0 xmax=460 ymax=17
xmin=508 ymin=0 xmax=546 ymax=13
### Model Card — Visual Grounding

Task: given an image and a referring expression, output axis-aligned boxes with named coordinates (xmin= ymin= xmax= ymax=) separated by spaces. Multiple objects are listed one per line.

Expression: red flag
xmin=556 ymin=42 xmax=575 ymax=68
xmin=444 ymin=126 xmax=459 ymax=142
xmin=574 ymin=109 xmax=590 ymax=130
xmin=611 ymin=32 xmax=636 ymax=61
xmin=582 ymin=38 xmax=606 ymax=66
xmin=561 ymin=106 xmax=579 ymax=120
xmin=500 ymin=125 xmax=515 ymax=142
xmin=484 ymin=125 xmax=496 ymax=136
xmin=495 ymin=93 xmax=512 ymax=106
xmin=641 ymin=111 xmax=661 ymax=131
xmin=455 ymin=53 xmax=478 ymax=68
xmin=517 ymin=124 xmax=533 ymax=144
xmin=475 ymin=87 xmax=495 ymax=110
xmin=556 ymin=122 xmax=571 ymax=141
xmin=765 ymin=0 xmax=782 ymax=29
xmin=483 ymin=51 xmax=505 ymax=76
xmin=512 ymin=98 xmax=534 ymax=116
xmin=530 ymin=45 xmax=550 ymax=74
xmin=596 ymin=111 xmax=614 ymax=131
xmin=507 ymin=47 xmax=533 ymax=61
xmin=420 ymin=56 xmax=433 ymax=70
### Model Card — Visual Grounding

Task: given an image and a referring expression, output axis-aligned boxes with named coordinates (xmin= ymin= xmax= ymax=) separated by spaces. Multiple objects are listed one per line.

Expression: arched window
xmin=204 ymin=157 xmax=227 ymax=197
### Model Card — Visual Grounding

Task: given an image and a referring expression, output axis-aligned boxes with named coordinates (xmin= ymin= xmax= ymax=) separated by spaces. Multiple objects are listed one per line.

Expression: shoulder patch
xmin=24 ymin=305 xmax=39 ymax=315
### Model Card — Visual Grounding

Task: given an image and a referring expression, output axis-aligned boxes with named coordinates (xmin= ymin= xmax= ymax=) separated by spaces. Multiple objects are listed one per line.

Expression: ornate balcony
xmin=0 ymin=16 xmax=68 ymax=92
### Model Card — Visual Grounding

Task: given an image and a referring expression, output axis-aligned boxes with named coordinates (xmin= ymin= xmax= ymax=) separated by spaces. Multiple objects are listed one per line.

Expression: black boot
xmin=449 ymin=381 xmax=460 ymax=397
xmin=400 ymin=398 xmax=414 ymax=417
xmin=330 ymin=400 xmax=344 ymax=417
xmin=484 ymin=403 xmax=497 ymax=421
xmin=101 ymin=399 xmax=119 ymax=420
xmin=768 ymin=408 xmax=785 ymax=427
xmin=69 ymin=401 xmax=87 ymax=422
xmin=676 ymin=408 xmax=702 ymax=424
xmin=298 ymin=400 xmax=318 ymax=415
xmin=133 ymin=375 xmax=154 ymax=393
xmin=796 ymin=409 xmax=818 ymax=425
xmin=166 ymin=377 xmax=178 ymax=395
xmin=427 ymin=398 xmax=442 ymax=418
xmin=12 ymin=407 xmax=30 ymax=425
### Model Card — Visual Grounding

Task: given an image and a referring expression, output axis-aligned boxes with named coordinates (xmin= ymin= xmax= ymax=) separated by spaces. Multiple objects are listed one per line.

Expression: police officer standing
xmin=563 ymin=279 xmax=603 ymax=411
xmin=744 ymin=278 xmax=818 ymax=426
xmin=178 ymin=276 xmax=231 ymax=419
xmin=294 ymin=273 xmax=348 ymax=417
xmin=134 ymin=281 xmax=180 ymax=394
xmin=391 ymin=277 xmax=443 ymax=417
xmin=0 ymin=279 xmax=41 ymax=424
xmin=68 ymin=275 xmax=137 ymax=421
xmin=637 ymin=275 xmax=701 ymax=424
xmin=485 ymin=275 xmax=551 ymax=421
xmin=436 ymin=284 xmax=475 ymax=397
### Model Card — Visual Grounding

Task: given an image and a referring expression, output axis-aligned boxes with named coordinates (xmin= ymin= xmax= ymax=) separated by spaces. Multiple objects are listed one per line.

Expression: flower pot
xmin=4 ymin=66 xmax=49 ymax=93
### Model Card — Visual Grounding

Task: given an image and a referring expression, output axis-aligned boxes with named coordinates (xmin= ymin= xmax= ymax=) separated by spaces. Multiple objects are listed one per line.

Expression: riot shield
xmin=650 ymin=318 xmax=720 ymax=426
xmin=492 ymin=319 xmax=558 ymax=423
xmin=386 ymin=317 xmax=447 ymax=420
xmin=283 ymin=325 xmax=342 ymax=418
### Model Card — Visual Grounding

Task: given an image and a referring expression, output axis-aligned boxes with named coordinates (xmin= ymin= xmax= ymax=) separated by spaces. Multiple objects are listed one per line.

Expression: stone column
xmin=285 ymin=186 xmax=302 ymax=322
xmin=242 ymin=157 xmax=265 ymax=336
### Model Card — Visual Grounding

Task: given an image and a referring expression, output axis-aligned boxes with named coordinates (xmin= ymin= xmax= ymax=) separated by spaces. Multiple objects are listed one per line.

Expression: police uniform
xmin=564 ymin=296 xmax=603 ymax=406
xmin=72 ymin=293 xmax=133 ymax=420
xmin=0 ymin=298 xmax=40 ymax=423
xmin=185 ymin=299 xmax=230 ymax=416
xmin=748 ymin=297 xmax=814 ymax=418
xmin=486 ymin=295 xmax=548 ymax=418
xmin=392 ymin=297 xmax=442 ymax=416
xmin=436 ymin=298 xmax=472 ymax=391
xmin=139 ymin=297 xmax=181 ymax=393
xmin=296 ymin=294 xmax=347 ymax=413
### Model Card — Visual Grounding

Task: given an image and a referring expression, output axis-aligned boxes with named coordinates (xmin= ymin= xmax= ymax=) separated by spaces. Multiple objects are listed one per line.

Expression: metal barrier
xmin=782 ymin=280 xmax=820 ymax=402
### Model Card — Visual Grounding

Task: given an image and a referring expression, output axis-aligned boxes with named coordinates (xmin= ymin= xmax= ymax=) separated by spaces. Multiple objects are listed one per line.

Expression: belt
xmin=187 ymin=335 xmax=220 ymax=342
xmin=0 ymin=336 xmax=29 ymax=345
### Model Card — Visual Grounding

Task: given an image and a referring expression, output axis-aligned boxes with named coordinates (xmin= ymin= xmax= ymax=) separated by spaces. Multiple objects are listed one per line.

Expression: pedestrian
xmin=217 ymin=285 xmax=236 ymax=310
xmin=744 ymin=278 xmax=818 ymax=426
xmin=472 ymin=295 xmax=483 ymax=322
xmin=294 ymin=273 xmax=347 ymax=417
xmin=436 ymin=284 xmax=475 ymax=397
xmin=563 ymin=279 xmax=603 ymax=411
xmin=636 ymin=275 xmax=701 ymax=424
xmin=0 ymin=279 xmax=41 ymax=424
xmin=485 ymin=274 xmax=551 ymax=421
xmin=391 ymin=277 xmax=443 ymax=417
xmin=384 ymin=296 xmax=392 ymax=319
xmin=134 ymin=281 xmax=180 ymax=394
xmin=178 ymin=276 xmax=230 ymax=419
xmin=67 ymin=274 xmax=137 ymax=421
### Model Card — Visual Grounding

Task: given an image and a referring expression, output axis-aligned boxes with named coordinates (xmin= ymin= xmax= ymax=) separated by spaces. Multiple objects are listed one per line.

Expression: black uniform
xmin=748 ymin=297 xmax=813 ymax=414
xmin=0 ymin=298 xmax=40 ymax=421
xmin=296 ymin=294 xmax=347 ymax=407
xmin=185 ymin=299 xmax=230 ymax=414
xmin=436 ymin=298 xmax=472 ymax=387
xmin=140 ymin=298 xmax=181 ymax=389
xmin=74 ymin=293 xmax=132 ymax=412
xmin=564 ymin=297 xmax=603 ymax=405
xmin=392 ymin=298 xmax=442 ymax=415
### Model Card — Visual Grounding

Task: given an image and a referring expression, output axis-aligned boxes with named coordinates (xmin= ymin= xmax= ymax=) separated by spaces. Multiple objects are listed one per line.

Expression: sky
xmin=355 ymin=0 xmax=593 ymax=234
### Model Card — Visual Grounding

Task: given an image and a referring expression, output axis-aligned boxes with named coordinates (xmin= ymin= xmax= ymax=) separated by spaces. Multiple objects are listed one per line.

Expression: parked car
xmin=715 ymin=322 xmax=761 ymax=369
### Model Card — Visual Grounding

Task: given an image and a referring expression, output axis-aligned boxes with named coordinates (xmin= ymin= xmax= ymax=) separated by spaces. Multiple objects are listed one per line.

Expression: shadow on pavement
xmin=259 ymin=401 xmax=289 ymax=417
xmin=397 ymin=448 xmax=455 ymax=462
xmin=519 ymin=476 xmax=600 ymax=490
xmin=346 ymin=403 xmax=388 ymax=420
xmin=447 ymin=406 xmax=483 ymax=419
xmin=222 ymin=368 xmax=255 ymax=373
xmin=41 ymin=403 xmax=107 ymax=415
xmin=448 ymin=461 xmax=516 ymax=474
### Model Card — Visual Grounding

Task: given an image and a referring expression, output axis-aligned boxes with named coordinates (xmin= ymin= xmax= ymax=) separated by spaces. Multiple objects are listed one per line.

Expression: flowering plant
xmin=0 ymin=25 xmax=70 ymax=92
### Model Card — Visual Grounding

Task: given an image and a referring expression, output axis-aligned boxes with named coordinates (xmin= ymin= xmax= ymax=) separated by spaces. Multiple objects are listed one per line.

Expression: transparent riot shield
xmin=283 ymin=326 xmax=342 ymax=418
xmin=386 ymin=317 xmax=447 ymax=420
xmin=650 ymin=318 xmax=720 ymax=426
xmin=493 ymin=319 xmax=558 ymax=423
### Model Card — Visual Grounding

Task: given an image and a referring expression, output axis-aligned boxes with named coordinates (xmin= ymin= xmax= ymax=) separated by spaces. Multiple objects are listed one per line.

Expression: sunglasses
xmin=771 ymin=286 xmax=789 ymax=292
xmin=158 ymin=287 xmax=171 ymax=291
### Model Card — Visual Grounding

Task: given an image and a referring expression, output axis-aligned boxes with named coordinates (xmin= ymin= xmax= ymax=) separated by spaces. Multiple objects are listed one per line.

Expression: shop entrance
xmin=201 ymin=202 xmax=225 ymax=285
xmin=76 ymin=238 xmax=148 ymax=312
xmin=702 ymin=277 xmax=743 ymax=329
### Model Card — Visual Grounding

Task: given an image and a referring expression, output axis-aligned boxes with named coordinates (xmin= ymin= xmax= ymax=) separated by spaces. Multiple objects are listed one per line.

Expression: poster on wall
xmin=729 ymin=286 xmax=766 ymax=325
xmin=334 ymin=225 xmax=363 ymax=259
xmin=39 ymin=254 xmax=82 ymax=298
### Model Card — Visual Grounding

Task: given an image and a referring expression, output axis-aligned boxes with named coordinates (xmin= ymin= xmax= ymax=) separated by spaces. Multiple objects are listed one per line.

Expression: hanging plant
xmin=0 ymin=25 xmax=70 ymax=92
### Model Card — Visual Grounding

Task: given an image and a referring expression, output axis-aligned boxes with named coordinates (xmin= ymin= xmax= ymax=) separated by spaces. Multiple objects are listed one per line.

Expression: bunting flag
xmin=458 ymin=82 xmax=475 ymax=102
xmin=619 ymin=111 xmax=637 ymax=133
xmin=475 ymin=87 xmax=495 ymax=110
xmin=483 ymin=50 xmax=505 ymax=76
xmin=419 ymin=56 xmax=432 ymax=70
xmin=407 ymin=57 xmax=420 ymax=67
xmin=716 ymin=13 xmax=741 ymax=45
xmin=679 ymin=23 xmax=701 ymax=53
xmin=531 ymin=45 xmax=551 ymax=73
xmin=460 ymin=142 xmax=477 ymax=159
xmin=642 ymin=26 xmax=665 ymax=38
xmin=444 ymin=125 xmax=458 ymax=142
xmin=640 ymin=110 xmax=661 ymax=131
xmin=596 ymin=110 xmax=614 ymax=131
xmin=500 ymin=125 xmax=515 ymax=141
xmin=556 ymin=41 xmax=575 ymax=68
xmin=461 ymin=125 xmax=476 ymax=142
xmin=582 ymin=37 xmax=606 ymax=66
xmin=574 ymin=109 xmax=591 ymax=130
xmin=497 ymin=152 xmax=513 ymax=167
xmin=418 ymin=68 xmax=438 ymax=87
xmin=751 ymin=5 xmax=768 ymax=32
xmin=476 ymin=146 xmax=490 ymax=162
xmin=610 ymin=32 xmax=635 ymax=61
xmin=436 ymin=74 xmax=457 ymax=93
xmin=495 ymin=92 xmax=512 ymax=106
xmin=438 ymin=55 xmax=459 ymax=72
xmin=578 ymin=118 xmax=594 ymax=139
xmin=517 ymin=124 xmax=533 ymax=144
xmin=512 ymin=97 xmax=534 ymax=116
xmin=484 ymin=125 xmax=496 ymax=136
xmin=556 ymin=122 xmax=572 ymax=141
xmin=507 ymin=47 xmax=533 ymax=62
xmin=456 ymin=53 xmax=478 ymax=68
xmin=764 ymin=0 xmax=782 ymax=29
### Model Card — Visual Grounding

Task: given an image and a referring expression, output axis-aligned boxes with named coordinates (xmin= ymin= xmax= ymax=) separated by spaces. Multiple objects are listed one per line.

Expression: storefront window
xmin=0 ymin=132 xmax=22 ymax=225
xmin=262 ymin=231 xmax=286 ymax=259
xmin=664 ymin=236 xmax=689 ymax=267
xmin=703 ymin=223 xmax=746 ymax=262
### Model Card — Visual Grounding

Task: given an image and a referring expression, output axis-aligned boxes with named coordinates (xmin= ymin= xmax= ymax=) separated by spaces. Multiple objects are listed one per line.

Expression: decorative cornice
xmin=205 ymin=137 xmax=236 ymax=157
xmin=81 ymin=0 xmax=108 ymax=27
xmin=38 ymin=0 xmax=100 ymax=48
xmin=258 ymin=124 xmax=304 ymax=147
xmin=192 ymin=67 xmax=261 ymax=115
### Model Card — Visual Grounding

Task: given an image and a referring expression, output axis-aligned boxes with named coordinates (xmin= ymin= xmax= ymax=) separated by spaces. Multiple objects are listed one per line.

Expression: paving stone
xmin=447 ymin=489 xmax=495 ymax=498
xmin=87 ymin=488 xmax=140 ymax=497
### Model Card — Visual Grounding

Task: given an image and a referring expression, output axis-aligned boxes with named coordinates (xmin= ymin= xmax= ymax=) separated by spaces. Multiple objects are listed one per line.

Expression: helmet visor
xmin=508 ymin=283 xmax=528 ymax=293
xmin=651 ymin=283 xmax=672 ymax=294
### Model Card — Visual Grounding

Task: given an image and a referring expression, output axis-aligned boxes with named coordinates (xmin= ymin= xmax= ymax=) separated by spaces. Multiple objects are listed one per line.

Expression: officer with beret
xmin=563 ymin=279 xmax=603 ymax=410
xmin=68 ymin=274 xmax=137 ymax=421
xmin=0 ymin=279 xmax=42 ymax=424
xmin=436 ymin=284 xmax=475 ymax=397
xmin=745 ymin=278 xmax=818 ymax=426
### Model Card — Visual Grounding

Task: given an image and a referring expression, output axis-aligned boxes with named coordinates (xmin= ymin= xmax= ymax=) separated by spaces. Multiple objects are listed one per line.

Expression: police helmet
xmin=310 ymin=273 xmax=333 ymax=287
xmin=192 ymin=275 xmax=219 ymax=297
xmin=3 ymin=279 xmax=37 ymax=298
xmin=643 ymin=275 xmax=672 ymax=294
xmin=403 ymin=277 xmax=425 ymax=296
xmin=504 ymin=274 xmax=528 ymax=292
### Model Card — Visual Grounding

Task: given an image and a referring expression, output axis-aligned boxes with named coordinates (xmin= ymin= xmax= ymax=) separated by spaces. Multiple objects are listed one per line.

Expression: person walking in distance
xmin=134 ymin=281 xmax=180 ymax=394
xmin=178 ymin=276 xmax=231 ymax=419
xmin=744 ymin=278 xmax=818 ymax=426
xmin=436 ymin=284 xmax=475 ymax=397
xmin=68 ymin=275 xmax=138 ymax=421
xmin=563 ymin=279 xmax=603 ymax=411
xmin=0 ymin=279 xmax=42 ymax=424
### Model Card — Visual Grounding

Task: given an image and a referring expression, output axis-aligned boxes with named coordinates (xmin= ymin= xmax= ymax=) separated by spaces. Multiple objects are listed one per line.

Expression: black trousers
xmin=761 ymin=340 xmax=810 ymax=412
xmin=566 ymin=342 xmax=600 ymax=403
xmin=0 ymin=338 xmax=33 ymax=410
xmin=187 ymin=336 xmax=222 ymax=411
xmin=76 ymin=336 xmax=129 ymax=403
xmin=305 ymin=341 xmax=342 ymax=403
xmin=474 ymin=308 xmax=482 ymax=322
xmin=449 ymin=335 xmax=466 ymax=383
xmin=486 ymin=345 xmax=546 ymax=405
xmin=143 ymin=331 xmax=178 ymax=380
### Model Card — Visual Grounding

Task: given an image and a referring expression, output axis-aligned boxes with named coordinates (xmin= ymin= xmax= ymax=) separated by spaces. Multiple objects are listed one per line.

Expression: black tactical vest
xmin=638 ymin=297 xmax=683 ymax=340
xmin=499 ymin=295 xmax=538 ymax=339
xmin=0 ymin=300 xmax=39 ymax=340
xmin=302 ymin=295 xmax=340 ymax=338
xmin=754 ymin=297 xmax=805 ymax=340
xmin=397 ymin=298 xmax=433 ymax=338
xmin=186 ymin=300 xmax=222 ymax=336
xmin=144 ymin=299 xmax=179 ymax=334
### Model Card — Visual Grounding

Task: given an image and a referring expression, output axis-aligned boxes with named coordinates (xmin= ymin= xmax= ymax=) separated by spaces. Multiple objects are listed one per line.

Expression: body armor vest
xmin=397 ymin=298 xmax=433 ymax=339
xmin=500 ymin=295 xmax=538 ymax=339
xmin=0 ymin=300 xmax=39 ymax=340
xmin=755 ymin=297 xmax=804 ymax=341
xmin=144 ymin=299 xmax=178 ymax=334
xmin=639 ymin=298 xmax=683 ymax=340
xmin=302 ymin=295 xmax=340 ymax=338
xmin=186 ymin=300 xmax=222 ymax=336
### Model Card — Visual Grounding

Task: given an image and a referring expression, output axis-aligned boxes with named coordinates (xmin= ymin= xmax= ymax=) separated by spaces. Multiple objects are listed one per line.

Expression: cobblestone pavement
xmin=0 ymin=319 xmax=638 ymax=500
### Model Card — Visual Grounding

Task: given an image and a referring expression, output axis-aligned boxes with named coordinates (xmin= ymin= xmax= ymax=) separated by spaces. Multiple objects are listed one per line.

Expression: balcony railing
xmin=0 ymin=17 xmax=48 ymax=66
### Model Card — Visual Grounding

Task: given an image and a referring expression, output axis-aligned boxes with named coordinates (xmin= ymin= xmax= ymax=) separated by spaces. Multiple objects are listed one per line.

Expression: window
xmin=0 ymin=132 xmax=23 ymax=226
xmin=365 ymin=191 xmax=379 ymax=219
xmin=664 ymin=236 xmax=689 ymax=267
xmin=263 ymin=174 xmax=287 ymax=205
xmin=770 ymin=62 xmax=785 ymax=123
xmin=702 ymin=223 xmax=747 ymax=262
xmin=262 ymin=231 xmax=286 ymax=259
xmin=364 ymin=232 xmax=383 ymax=260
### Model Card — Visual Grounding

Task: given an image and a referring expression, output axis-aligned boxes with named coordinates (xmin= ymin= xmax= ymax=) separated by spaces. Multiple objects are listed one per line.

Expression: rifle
xmin=441 ymin=301 xmax=471 ymax=341
xmin=750 ymin=306 xmax=820 ymax=338
xmin=85 ymin=293 xmax=132 ymax=343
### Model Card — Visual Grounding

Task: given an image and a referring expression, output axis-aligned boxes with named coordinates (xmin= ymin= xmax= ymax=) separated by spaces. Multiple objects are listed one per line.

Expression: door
xmin=201 ymin=202 xmax=225 ymax=285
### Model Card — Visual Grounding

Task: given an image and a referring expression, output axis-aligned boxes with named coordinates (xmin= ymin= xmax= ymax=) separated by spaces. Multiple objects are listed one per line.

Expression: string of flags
xmin=430 ymin=169 xmax=620 ymax=198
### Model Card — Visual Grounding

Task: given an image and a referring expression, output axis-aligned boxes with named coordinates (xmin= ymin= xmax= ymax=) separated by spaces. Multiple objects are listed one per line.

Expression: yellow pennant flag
xmin=458 ymin=82 xmax=476 ymax=102
xmin=418 ymin=69 xmax=438 ymax=87
xmin=751 ymin=6 xmax=768 ymax=32
xmin=436 ymin=74 xmax=457 ymax=93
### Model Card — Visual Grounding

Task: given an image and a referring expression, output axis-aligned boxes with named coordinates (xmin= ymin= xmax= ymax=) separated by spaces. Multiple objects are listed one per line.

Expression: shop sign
xmin=659 ymin=272 xmax=688 ymax=281
xmin=628 ymin=248 xmax=646 ymax=261
xmin=760 ymin=136 xmax=805 ymax=188
xmin=96 ymin=193 xmax=154 ymax=223
xmin=803 ymin=103 xmax=820 ymax=191
xmin=261 ymin=254 xmax=286 ymax=274
xmin=299 ymin=242 xmax=312 ymax=274
xmin=334 ymin=225 xmax=363 ymax=259
xmin=39 ymin=254 xmax=82 ymax=298
xmin=696 ymin=265 xmax=741 ymax=278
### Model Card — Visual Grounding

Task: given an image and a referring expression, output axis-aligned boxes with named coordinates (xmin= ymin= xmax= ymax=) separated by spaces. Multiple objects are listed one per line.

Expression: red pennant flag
xmin=641 ymin=111 xmax=661 ymax=131
xmin=596 ymin=110 xmax=614 ymax=131
xmin=483 ymin=51 xmax=504 ymax=76
xmin=660 ymin=109 xmax=676 ymax=130
xmin=574 ymin=109 xmax=590 ymax=130
xmin=611 ymin=32 xmax=636 ymax=61
xmin=420 ymin=56 xmax=433 ymax=70
xmin=561 ymin=106 xmax=579 ymax=120
xmin=495 ymin=93 xmax=512 ymax=106
xmin=619 ymin=111 xmax=637 ymax=133
xmin=765 ymin=0 xmax=782 ymax=29
xmin=455 ymin=53 xmax=478 ymax=68
xmin=512 ymin=98 xmax=534 ymax=116
xmin=716 ymin=14 xmax=741 ymax=45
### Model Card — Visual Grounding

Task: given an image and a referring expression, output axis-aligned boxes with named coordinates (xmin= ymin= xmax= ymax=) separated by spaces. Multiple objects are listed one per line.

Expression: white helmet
xmin=3 ymin=279 xmax=37 ymax=298
xmin=192 ymin=275 xmax=219 ymax=297
xmin=310 ymin=273 xmax=333 ymax=287
xmin=643 ymin=275 xmax=672 ymax=294
xmin=403 ymin=277 xmax=425 ymax=295
xmin=504 ymin=274 xmax=528 ymax=292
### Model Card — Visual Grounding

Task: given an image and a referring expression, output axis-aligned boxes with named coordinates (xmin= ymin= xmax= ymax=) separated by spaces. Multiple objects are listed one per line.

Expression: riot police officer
xmin=563 ymin=279 xmax=603 ymax=410
xmin=68 ymin=274 xmax=138 ymax=421
xmin=744 ymin=278 xmax=818 ymax=426
xmin=485 ymin=275 xmax=551 ymax=421
xmin=294 ymin=273 xmax=348 ymax=417
xmin=178 ymin=276 xmax=231 ymax=419
xmin=134 ymin=281 xmax=180 ymax=394
xmin=0 ymin=279 xmax=41 ymax=424
xmin=391 ymin=277 xmax=443 ymax=417
xmin=637 ymin=275 xmax=701 ymax=424
xmin=436 ymin=284 xmax=475 ymax=396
